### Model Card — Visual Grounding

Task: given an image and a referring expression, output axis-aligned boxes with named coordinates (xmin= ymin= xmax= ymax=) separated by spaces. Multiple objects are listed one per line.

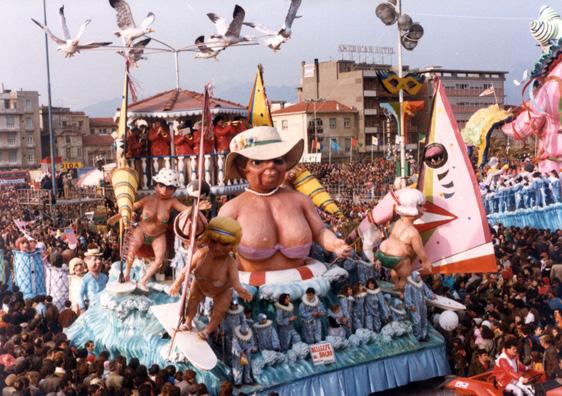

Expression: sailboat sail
xmin=415 ymin=77 xmax=497 ymax=274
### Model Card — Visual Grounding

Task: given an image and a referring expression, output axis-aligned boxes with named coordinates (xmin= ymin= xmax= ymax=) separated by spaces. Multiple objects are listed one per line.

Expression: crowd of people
xmin=126 ymin=116 xmax=249 ymax=159
xmin=436 ymin=224 xmax=562 ymax=392
xmin=480 ymin=160 xmax=561 ymax=214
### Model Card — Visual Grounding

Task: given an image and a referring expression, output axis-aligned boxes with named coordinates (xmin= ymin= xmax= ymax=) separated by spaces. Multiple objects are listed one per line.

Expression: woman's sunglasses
xmin=156 ymin=182 xmax=177 ymax=190
xmin=250 ymin=157 xmax=286 ymax=166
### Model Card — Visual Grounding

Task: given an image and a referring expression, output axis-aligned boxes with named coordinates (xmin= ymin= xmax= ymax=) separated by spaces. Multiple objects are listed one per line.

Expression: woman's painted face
xmin=155 ymin=182 xmax=176 ymax=199
xmin=243 ymin=157 xmax=287 ymax=192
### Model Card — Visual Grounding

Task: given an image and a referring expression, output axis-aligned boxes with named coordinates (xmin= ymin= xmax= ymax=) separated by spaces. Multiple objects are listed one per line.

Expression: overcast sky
xmin=0 ymin=0 xmax=541 ymax=110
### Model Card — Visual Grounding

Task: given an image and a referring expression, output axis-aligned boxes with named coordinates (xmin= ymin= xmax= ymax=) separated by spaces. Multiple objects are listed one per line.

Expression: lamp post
xmin=43 ymin=0 xmax=57 ymax=205
xmin=376 ymin=0 xmax=424 ymax=187
xmin=305 ymin=98 xmax=324 ymax=154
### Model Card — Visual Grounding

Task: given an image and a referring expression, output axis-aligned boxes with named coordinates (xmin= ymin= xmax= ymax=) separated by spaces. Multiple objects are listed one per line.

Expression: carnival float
xmin=23 ymin=0 xmax=515 ymax=394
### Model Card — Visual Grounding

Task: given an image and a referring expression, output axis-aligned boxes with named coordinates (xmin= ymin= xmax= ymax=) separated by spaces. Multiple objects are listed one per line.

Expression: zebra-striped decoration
xmin=539 ymin=5 xmax=560 ymax=22
xmin=530 ymin=20 xmax=558 ymax=47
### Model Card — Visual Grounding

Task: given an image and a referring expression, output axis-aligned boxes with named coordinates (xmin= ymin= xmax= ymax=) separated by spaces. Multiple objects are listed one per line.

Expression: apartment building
xmin=0 ymin=87 xmax=41 ymax=168
xmin=297 ymin=59 xmax=507 ymax=153
xmin=419 ymin=67 xmax=507 ymax=129
xmin=272 ymin=100 xmax=358 ymax=157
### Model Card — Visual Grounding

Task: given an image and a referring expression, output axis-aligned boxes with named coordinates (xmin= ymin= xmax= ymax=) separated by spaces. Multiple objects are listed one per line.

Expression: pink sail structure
xmin=502 ymin=59 xmax=562 ymax=173
xmin=415 ymin=78 xmax=497 ymax=274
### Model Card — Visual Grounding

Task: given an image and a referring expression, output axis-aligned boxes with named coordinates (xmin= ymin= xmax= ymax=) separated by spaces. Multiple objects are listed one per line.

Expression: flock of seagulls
xmin=31 ymin=0 xmax=303 ymax=63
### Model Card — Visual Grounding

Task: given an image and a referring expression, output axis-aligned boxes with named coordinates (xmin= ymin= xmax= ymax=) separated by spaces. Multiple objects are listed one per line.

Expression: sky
xmin=0 ymin=0 xmax=543 ymax=112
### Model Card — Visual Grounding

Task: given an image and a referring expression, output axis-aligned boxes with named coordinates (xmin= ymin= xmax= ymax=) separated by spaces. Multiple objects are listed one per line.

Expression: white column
xmin=141 ymin=158 xmax=148 ymax=189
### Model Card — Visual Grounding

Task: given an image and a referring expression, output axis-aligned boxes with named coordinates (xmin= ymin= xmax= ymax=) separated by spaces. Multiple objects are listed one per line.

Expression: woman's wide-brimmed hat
xmin=224 ymin=126 xmax=304 ymax=180
xmin=152 ymin=168 xmax=180 ymax=188
xmin=173 ymin=209 xmax=208 ymax=242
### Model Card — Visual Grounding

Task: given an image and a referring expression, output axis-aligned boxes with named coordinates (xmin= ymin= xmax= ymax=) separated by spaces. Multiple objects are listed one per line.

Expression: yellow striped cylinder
xmin=291 ymin=166 xmax=344 ymax=218
xmin=111 ymin=167 xmax=139 ymax=228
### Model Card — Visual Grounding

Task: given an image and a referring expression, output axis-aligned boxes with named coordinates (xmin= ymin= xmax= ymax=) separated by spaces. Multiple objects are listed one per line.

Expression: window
xmin=273 ymin=121 xmax=278 ymax=129
xmin=329 ymin=118 xmax=336 ymax=129
xmin=308 ymin=118 xmax=323 ymax=134
xmin=26 ymin=152 xmax=35 ymax=163
xmin=26 ymin=134 xmax=34 ymax=146
xmin=7 ymin=132 xmax=16 ymax=146
xmin=25 ymin=117 xmax=33 ymax=129
xmin=65 ymin=147 xmax=71 ymax=159
xmin=344 ymin=138 xmax=351 ymax=153
xmin=7 ymin=116 xmax=16 ymax=128
xmin=25 ymin=99 xmax=32 ymax=112
xmin=483 ymin=83 xmax=492 ymax=89
xmin=65 ymin=136 xmax=71 ymax=144
xmin=281 ymin=120 xmax=288 ymax=130
xmin=77 ymin=147 xmax=82 ymax=158
xmin=78 ymin=121 xmax=83 ymax=128
xmin=344 ymin=118 xmax=351 ymax=128
xmin=4 ymin=100 xmax=16 ymax=110
xmin=8 ymin=150 xmax=17 ymax=163
xmin=62 ymin=120 xmax=67 ymax=128
xmin=455 ymin=83 xmax=469 ymax=89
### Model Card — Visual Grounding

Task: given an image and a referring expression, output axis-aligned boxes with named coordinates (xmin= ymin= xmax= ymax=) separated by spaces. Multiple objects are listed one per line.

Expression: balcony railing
xmin=127 ymin=153 xmax=247 ymax=195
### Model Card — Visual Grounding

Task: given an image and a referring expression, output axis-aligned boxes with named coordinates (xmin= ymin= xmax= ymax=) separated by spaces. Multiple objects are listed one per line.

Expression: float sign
xmin=310 ymin=342 xmax=336 ymax=365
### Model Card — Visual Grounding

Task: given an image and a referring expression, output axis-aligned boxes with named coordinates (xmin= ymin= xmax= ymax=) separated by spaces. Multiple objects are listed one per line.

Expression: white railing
xmin=128 ymin=153 xmax=248 ymax=192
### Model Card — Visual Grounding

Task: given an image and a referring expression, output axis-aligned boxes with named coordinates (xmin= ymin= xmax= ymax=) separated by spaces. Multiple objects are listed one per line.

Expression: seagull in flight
xmin=194 ymin=36 xmax=222 ymax=60
xmin=109 ymin=0 xmax=155 ymax=47
xmin=118 ymin=38 xmax=152 ymax=67
xmin=31 ymin=6 xmax=111 ymax=58
xmin=206 ymin=4 xmax=250 ymax=50
xmin=244 ymin=0 xmax=302 ymax=51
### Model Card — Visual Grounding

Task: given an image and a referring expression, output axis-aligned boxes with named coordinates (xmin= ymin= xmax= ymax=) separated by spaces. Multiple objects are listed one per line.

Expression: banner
xmin=310 ymin=343 xmax=336 ymax=365
xmin=301 ymin=153 xmax=322 ymax=163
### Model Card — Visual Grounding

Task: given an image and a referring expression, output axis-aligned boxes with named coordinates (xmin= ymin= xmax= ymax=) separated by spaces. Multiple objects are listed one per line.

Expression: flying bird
xmin=109 ymin=0 xmax=155 ymax=47
xmin=31 ymin=6 xmax=111 ymax=58
xmin=244 ymin=0 xmax=302 ymax=51
xmin=118 ymin=37 xmax=152 ymax=67
xmin=206 ymin=4 xmax=250 ymax=50
xmin=194 ymin=36 xmax=222 ymax=60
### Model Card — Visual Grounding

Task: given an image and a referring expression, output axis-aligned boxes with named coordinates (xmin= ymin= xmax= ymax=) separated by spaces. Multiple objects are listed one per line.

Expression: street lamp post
xmin=376 ymin=0 xmax=424 ymax=187
xmin=305 ymin=98 xmax=324 ymax=154
xmin=43 ymin=0 xmax=57 ymax=205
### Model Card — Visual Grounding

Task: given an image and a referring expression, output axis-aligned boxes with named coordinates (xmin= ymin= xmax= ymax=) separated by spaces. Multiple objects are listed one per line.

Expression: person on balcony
xmin=148 ymin=120 xmax=171 ymax=157
xmin=192 ymin=120 xmax=215 ymax=155
xmin=213 ymin=115 xmax=236 ymax=154
xmin=126 ymin=127 xmax=143 ymax=159
xmin=173 ymin=121 xmax=195 ymax=156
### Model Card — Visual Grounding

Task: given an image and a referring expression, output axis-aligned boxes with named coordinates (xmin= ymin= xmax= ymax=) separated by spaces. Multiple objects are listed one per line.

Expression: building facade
xmin=0 ymin=87 xmax=41 ymax=169
xmin=40 ymin=106 xmax=90 ymax=166
xmin=297 ymin=59 xmax=507 ymax=154
xmin=272 ymin=100 xmax=358 ymax=158
xmin=419 ymin=67 xmax=507 ymax=129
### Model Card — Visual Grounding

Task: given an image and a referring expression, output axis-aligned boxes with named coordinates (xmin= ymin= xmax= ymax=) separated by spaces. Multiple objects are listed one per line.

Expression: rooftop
xmin=82 ymin=135 xmax=113 ymax=146
xmin=89 ymin=117 xmax=115 ymax=127
xmin=127 ymin=89 xmax=247 ymax=118
xmin=272 ymin=100 xmax=356 ymax=115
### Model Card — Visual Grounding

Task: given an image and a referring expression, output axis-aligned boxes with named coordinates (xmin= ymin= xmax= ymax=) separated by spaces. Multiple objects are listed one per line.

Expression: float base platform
xmin=487 ymin=203 xmax=562 ymax=232
xmin=239 ymin=326 xmax=449 ymax=396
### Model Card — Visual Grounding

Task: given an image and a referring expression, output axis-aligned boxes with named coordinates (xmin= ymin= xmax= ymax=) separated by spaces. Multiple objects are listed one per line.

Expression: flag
xmin=330 ymin=138 xmax=340 ymax=153
xmin=311 ymin=139 xmax=321 ymax=151
xmin=351 ymin=137 xmax=358 ymax=148
xmin=64 ymin=227 xmax=78 ymax=249
xmin=247 ymin=64 xmax=273 ymax=127
xmin=479 ymin=87 xmax=495 ymax=97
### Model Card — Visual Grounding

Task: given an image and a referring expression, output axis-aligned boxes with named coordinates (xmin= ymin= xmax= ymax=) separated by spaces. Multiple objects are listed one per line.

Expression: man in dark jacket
xmin=540 ymin=335 xmax=559 ymax=379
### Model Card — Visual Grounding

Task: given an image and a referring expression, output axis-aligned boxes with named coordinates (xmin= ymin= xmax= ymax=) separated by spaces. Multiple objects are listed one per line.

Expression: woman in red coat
xmin=213 ymin=115 xmax=236 ymax=153
xmin=192 ymin=120 xmax=215 ymax=155
xmin=174 ymin=124 xmax=195 ymax=156
xmin=494 ymin=337 xmax=533 ymax=396
xmin=148 ymin=121 xmax=171 ymax=157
